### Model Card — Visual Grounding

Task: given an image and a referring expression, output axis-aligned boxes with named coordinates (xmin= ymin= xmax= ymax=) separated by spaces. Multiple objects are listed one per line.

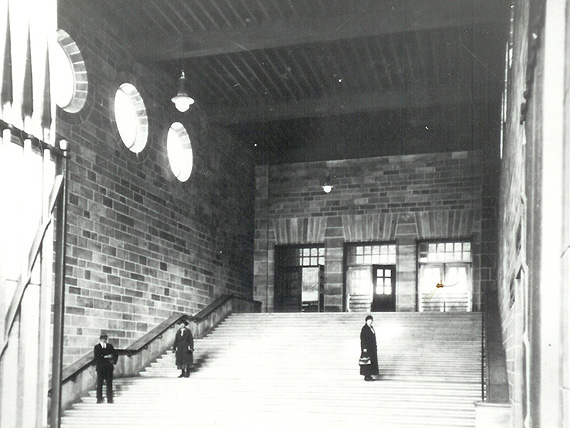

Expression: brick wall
xmin=57 ymin=3 xmax=255 ymax=364
xmin=254 ymin=151 xmax=485 ymax=312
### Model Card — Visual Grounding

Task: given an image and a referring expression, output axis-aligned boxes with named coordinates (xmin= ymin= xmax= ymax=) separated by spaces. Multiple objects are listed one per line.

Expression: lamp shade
xmin=171 ymin=71 xmax=194 ymax=112
xmin=322 ymin=171 xmax=334 ymax=193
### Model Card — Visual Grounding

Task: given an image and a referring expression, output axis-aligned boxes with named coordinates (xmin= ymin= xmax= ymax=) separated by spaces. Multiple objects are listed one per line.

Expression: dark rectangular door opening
xmin=275 ymin=246 xmax=325 ymax=312
xmin=276 ymin=267 xmax=302 ymax=312
xmin=372 ymin=265 xmax=396 ymax=312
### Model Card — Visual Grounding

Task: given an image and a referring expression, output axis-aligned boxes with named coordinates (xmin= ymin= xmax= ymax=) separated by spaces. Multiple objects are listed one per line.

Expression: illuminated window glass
xmin=418 ymin=241 xmax=472 ymax=263
xmin=167 ymin=122 xmax=193 ymax=182
xmin=114 ymin=83 xmax=148 ymax=153
xmin=347 ymin=243 xmax=396 ymax=265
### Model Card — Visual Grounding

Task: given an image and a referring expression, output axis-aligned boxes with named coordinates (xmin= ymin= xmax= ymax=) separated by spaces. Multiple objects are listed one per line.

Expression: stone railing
xmin=52 ymin=294 xmax=261 ymax=412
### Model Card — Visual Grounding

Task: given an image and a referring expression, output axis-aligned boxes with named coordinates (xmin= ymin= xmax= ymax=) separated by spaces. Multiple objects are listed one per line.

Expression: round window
xmin=167 ymin=122 xmax=193 ymax=182
xmin=53 ymin=30 xmax=88 ymax=113
xmin=52 ymin=42 xmax=74 ymax=108
xmin=114 ymin=83 xmax=148 ymax=153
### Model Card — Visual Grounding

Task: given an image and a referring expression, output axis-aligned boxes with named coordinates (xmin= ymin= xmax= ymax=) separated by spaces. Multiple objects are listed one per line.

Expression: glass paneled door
xmin=301 ymin=265 xmax=325 ymax=312
xmin=372 ymin=265 xmax=396 ymax=311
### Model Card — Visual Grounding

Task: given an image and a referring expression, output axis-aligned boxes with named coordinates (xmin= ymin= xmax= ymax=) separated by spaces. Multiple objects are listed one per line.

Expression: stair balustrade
xmin=53 ymin=294 xmax=261 ymax=416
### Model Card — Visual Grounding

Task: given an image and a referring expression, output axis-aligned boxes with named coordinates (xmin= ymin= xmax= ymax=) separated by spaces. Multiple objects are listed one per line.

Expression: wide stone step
xmin=61 ymin=313 xmax=483 ymax=428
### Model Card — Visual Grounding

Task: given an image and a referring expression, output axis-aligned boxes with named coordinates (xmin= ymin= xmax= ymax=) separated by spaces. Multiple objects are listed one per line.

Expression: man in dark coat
xmin=360 ymin=315 xmax=379 ymax=381
xmin=94 ymin=333 xmax=118 ymax=403
xmin=173 ymin=320 xmax=194 ymax=378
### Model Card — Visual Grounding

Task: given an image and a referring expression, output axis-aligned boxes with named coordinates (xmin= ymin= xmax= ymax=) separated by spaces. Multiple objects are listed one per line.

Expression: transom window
xmin=347 ymin=244 xmax=396 ymax=265
xmin=418 ymin=241 xmax=471 ymax=263
xmin=278 ymin=246 xmax=325 ymax=267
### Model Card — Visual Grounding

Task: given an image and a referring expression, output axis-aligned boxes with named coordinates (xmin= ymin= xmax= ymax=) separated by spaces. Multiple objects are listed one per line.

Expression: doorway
xmin=275 ymin=246 xmax=325 ymax=312
xmin=372 ymin=265 xmax=396 ymax=311
xmin=345 ymin=243 xmax=397 ymax=312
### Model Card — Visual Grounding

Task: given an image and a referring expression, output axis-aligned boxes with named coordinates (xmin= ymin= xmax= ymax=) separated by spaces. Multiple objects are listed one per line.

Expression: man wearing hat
xmin=94 ymin=333 xmax=118 ymax=403
xmin=173 ymin=320 xmax=194 ymax=378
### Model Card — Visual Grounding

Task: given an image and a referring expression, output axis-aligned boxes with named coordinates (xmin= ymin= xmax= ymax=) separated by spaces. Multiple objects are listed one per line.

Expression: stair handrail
xmin=481 ymin=291 xmax=486 ymax=401
xmin=54 ymin=294 xmax=261 ymax=386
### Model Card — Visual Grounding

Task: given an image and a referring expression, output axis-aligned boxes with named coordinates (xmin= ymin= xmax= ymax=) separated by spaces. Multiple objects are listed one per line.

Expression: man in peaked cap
xmin=94 ymin=333 xmax=119 ymax=403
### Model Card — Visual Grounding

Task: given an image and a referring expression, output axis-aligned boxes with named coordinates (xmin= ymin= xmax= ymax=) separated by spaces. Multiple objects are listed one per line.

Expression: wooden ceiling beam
xmin=134 ymin=0 xmax=506 ymax=61
xmin=205 ymin=82 xmax=500 ymax=124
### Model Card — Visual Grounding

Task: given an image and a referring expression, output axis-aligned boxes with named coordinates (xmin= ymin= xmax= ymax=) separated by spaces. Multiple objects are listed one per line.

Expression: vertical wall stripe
xmin=272 ymin=217 xmax=327 ymax=245
xmin=415 ymin=210 xmax=476 ymax=239
xmin=341 ymin=214 xmax=398 ymax=242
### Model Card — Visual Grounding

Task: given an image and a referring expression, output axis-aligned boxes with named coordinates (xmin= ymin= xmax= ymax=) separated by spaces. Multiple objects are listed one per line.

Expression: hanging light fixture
xmin=171 ymin=71 xmax=194 ymax=112
xmin=322 ymin=171 xmax=334 ymax=194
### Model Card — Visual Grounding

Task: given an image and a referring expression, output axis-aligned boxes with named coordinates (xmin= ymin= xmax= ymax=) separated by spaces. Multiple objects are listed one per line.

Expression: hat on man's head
xmin=180 ymin=320 xmax=189 ymax=326
xmin=99 ymin=333 xmax=108 ymax=339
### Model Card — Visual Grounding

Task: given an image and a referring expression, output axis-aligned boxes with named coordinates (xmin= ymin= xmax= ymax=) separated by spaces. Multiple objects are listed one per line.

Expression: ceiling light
xmin=171 ymin=71 xmax=194 ymax=112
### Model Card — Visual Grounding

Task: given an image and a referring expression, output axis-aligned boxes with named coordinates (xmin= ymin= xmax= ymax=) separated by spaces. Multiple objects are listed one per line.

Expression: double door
xmin=418 ymin=264 xmax=471 ymax=312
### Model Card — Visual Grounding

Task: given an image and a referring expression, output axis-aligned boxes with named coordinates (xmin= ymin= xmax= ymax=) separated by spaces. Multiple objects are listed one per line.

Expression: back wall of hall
xmin=254 ymin=151 xmax=494 ymax=312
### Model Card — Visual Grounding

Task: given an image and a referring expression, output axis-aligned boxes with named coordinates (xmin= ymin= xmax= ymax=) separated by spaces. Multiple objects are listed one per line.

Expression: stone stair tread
xmin=61 ymin=312 xmax=483 ymax=428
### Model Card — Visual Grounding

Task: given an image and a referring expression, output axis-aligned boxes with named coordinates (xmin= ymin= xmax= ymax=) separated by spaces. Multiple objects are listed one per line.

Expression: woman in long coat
xmin=173 ymin=320 xmax=194 ymax=377
xmin=360 ymin=315 xmax=379 ymax=381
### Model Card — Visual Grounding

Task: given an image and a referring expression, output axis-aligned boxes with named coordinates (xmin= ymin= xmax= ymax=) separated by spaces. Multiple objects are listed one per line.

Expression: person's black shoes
xmin=107 ymin=400 xmax=113 ymax=404
xmin=97 ymin=399 xmax=104 ymax=404
xmin=178 ymin=372 xmax=185 ymax=378
xmin=364 ymin=376 xmax=374 ymax=382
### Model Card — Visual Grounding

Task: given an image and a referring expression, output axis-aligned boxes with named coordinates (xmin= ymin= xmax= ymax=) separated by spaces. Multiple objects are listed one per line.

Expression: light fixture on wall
xmin=322 ymin=171 xmax=334 ymax=194
xmin=171 ymin=71 xmax=194 ymax=112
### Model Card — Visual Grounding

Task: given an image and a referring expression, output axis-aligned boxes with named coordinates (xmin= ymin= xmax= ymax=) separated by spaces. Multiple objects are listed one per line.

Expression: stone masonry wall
xmin=254 ymin=151 xmax=484 ymax=312
xmin=57 ymin=3 xmax=255 ymax=364
xmin=496 ymin=0 xmax=530 ymax=422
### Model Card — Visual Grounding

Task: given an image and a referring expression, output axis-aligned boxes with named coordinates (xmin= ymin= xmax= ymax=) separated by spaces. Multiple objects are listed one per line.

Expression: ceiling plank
xmin=133 ymin=0 xmax=506 ymax=61
xmin=205 ymin=82 xmax=499 ymax=124
xmin=387 ymin=34 xmax=406 ymax=87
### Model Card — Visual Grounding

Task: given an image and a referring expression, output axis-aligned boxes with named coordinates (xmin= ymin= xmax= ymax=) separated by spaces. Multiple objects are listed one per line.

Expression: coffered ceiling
xmin=79 ymin=0 xmax=509 ymax=163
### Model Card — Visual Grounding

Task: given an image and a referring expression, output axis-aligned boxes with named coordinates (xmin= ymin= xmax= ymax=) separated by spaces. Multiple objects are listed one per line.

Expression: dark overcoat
xmin=360 ymin=324 xmax=379 ymax=376
xmin=94 ymin=343 xmax=118 ymax=373
xmin=173 ymin=327 xmax=194 ymax=369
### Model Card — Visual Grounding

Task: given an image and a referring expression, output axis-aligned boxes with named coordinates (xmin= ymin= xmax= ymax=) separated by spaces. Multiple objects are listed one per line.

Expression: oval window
xmin=53 ymin=30 xmax=88 ymax=113
xmin=167 ymin=122 xmax=193 ymax=182
xmin=114 ymin=83 xmax=148 ymax=153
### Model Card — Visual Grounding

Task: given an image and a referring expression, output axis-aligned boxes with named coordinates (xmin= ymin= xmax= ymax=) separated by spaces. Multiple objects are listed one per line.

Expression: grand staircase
xmin=60 ymin=312 xmax=483 ymax=428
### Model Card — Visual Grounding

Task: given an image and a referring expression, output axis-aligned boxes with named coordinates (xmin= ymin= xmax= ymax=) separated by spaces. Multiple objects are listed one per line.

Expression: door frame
xmin=372 ymin=264 xmax=397 ymax=312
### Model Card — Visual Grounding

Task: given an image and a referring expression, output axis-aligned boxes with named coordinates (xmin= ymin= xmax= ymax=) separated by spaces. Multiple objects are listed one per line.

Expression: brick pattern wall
xmin=57 ymin=3 xmax=255 ymax=364
xmin=254 ymin=151 xmax=484 ymax=312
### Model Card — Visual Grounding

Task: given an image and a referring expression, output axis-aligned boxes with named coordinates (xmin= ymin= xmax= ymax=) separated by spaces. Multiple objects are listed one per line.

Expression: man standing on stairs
xmin=173 ymin=320 xmax=194 ymax=378
xmin=94 ymin=333 xmax=118 ymax=403
xmin=360 ymin=315 xmax=379 ymax=381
